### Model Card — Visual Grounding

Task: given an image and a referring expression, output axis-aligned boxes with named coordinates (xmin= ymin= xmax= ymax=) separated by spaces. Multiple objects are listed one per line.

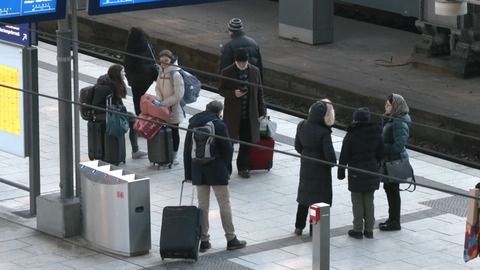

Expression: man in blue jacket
xmin=184 ymin=100 xmax=247 ymax=252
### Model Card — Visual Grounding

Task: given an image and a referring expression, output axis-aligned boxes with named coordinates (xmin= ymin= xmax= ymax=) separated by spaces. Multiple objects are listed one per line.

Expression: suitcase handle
xmin=180 ymin=179 xmax=195 ymax=206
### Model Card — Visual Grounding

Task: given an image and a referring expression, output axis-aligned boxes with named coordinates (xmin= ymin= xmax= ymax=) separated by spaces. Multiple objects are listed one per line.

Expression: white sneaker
xmin=172 ymin=152 xmax=179 ymax=165
xmin=132 ymin=150 xmax=147 ymax=159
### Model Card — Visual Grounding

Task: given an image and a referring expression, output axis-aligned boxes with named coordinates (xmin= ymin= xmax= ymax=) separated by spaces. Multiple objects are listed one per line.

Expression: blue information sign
xmin=0 ymin=0 xmax=66 ymax=24
xmin=0 ymin=24 xmax=30 ymax=47
xmin=89 ymin=0 xmax=225 ymax=15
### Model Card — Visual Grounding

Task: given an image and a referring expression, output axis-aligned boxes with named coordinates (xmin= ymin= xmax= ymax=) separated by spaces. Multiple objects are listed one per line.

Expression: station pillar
xmin=279 ymin=0 xmax=334 ymax=44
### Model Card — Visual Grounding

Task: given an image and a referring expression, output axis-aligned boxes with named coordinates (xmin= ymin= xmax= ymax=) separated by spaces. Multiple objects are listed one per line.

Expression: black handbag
xmin=384 ymin=158 xmax=416 ymax=192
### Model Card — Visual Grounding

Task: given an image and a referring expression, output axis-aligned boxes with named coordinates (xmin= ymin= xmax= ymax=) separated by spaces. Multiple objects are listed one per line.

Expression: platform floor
xmin=0 ymin=42 xmax=480 ymax=269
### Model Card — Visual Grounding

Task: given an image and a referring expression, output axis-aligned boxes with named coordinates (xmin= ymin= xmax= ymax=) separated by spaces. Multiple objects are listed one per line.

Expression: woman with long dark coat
xmin=294 ymin=99 xmax=337 ymax=236
xmin=123 ymin=27 xmax=159 ymax=115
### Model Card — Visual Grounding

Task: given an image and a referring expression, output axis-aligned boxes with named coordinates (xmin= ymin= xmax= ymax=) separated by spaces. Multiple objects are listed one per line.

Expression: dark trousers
xmin=237 ymin=119 xmax=251 ymax=171
xmin=295 ymin=203 xmax=309 ymax=230
xmin=128 ymin=113 xmax=138 ymax=152
xmin=383 ymin=182 xmax=401 ymax=224
xmin=132 ymin=86 xmax=150 ymax=116
xmin=171 ymin=123 xmax=180 ymax=152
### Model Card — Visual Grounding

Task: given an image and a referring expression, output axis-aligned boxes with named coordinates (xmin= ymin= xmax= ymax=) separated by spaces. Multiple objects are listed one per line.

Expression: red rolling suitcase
xmin=249 ymin=138 xmax=274 ymax=171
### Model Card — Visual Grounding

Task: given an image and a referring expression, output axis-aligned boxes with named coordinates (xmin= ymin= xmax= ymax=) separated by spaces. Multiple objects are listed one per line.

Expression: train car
xmin=338 ymin=0 xmax=420 ymax=18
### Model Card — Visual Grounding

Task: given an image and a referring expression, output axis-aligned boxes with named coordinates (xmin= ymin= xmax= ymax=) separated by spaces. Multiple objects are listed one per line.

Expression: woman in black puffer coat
xmin=294 ymin=99 xmax=337 ymax=236
xmin=338 ymin=107 xmax=383 ymax=239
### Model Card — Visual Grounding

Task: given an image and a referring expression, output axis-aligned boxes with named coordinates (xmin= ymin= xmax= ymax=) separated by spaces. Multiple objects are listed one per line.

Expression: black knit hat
xmin=234 ymin=48 xmax=249 ymax=62
xmin=353 ymin=107 xmax=371 ymax=122
xmin=228 ymin=18 xmax=244 ymax=32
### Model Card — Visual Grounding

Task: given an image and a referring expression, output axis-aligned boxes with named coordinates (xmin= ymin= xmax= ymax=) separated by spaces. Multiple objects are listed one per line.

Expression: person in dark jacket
xmin=338 ymin=107 xmax=384 ymax=239
xmin=91 ymin=64 xmax=146 ymax=159
xmin=124 ymin=27 xmax=159 ymax=115
xmin=294 ymin=99 xmax=337 ymax=236
xmin=219 ymin=48 xmax=266 ymax=178
xmin=184 ymin=100 xmax=247 ymax=252
xmin=219 ymin=18 xmax=263 ymax=80
xmin=379 ymin=93 xmax=411 ymax=231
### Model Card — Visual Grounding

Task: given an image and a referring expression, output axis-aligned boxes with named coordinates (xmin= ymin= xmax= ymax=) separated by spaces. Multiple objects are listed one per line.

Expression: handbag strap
xmin=399 ymin=166 xmax=416 ymax=192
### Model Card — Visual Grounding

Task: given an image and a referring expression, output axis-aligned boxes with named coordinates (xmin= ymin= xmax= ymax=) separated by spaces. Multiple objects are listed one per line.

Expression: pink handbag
xmin=140 ymin=94 xmax=171 ymax=121
xmin=133 ymin=113 xmax=163 ymax=140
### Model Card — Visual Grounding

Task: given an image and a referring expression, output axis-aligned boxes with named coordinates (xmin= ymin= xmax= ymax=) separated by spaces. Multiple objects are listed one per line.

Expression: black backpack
xmin=79 ymin=85 xmax=95 ymax=121
xmin=191 ymin=120 xmax=217 ymax=164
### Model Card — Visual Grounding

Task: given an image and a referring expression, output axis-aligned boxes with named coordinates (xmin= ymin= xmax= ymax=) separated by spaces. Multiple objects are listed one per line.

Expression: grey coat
xmin=295 ymin=101 xmax=337 ymax=206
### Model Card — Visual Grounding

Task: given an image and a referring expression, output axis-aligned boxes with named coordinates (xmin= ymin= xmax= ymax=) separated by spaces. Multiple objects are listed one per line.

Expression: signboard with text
xmin=0 ymin=24 xmax=30 ymax=47
xmin=0 ymin=41 xmax=26 ymax=157
xmin=88 ymin=0 xmax=225 ymax=15
xmin=0 ymin=0 xmax=66 ymax=24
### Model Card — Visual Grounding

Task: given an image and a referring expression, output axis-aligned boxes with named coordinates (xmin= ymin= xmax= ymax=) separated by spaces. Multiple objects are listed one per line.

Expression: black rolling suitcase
xmin=102 ymin=95 xmax=126 ymax=166
xmin=103 ymin=133 xmax=126 ymax=166
xmin=88 ymin=120 xmax=105 ymax=160
xmin=160 ymin=180 xmax=201 ymax=261
xmin=147 ymin=125 xmax=174 ymax=168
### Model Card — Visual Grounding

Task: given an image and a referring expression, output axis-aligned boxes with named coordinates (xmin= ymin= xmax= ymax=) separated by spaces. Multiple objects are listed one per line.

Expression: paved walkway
xmin=0 ymin=42 xmax=480 ymax=269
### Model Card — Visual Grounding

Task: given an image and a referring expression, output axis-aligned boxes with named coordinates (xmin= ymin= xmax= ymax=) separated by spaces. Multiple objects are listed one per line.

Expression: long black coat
xmin=123 ymin=28 xmax=158 ymax=92
xmin=184 ymin=111 xmax=233 ymax=186
xmin=338 ymin=122 xmax=384 ymax=193
xmin=295 ymin=102 xmax=337 ymax=206
xmin=219 ymin=31 xmax=263 ymax=79
xmin=218 ymin=63 xmax=266 ymax=143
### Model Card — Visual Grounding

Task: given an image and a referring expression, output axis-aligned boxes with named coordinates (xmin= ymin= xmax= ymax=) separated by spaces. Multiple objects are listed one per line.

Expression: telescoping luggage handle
xmin=179 ymin=180 xmax=195 ymax=206
xmin=105 ymin=95 xmax=112 ymax=123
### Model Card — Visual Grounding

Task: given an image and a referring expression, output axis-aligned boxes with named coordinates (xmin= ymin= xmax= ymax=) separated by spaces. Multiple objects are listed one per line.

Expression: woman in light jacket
xmin=379 ymin=93 xmax=411 ymax=231
xmin=155 ymin=49 xmax=185 ymax=164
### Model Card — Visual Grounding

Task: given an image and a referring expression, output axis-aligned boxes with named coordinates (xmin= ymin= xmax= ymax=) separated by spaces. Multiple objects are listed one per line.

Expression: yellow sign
xmin=0 ymin=65 xmax=20 ymax=135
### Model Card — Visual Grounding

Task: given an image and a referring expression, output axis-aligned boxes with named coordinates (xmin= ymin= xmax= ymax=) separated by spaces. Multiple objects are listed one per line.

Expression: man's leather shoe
xmin=227 ymin=237 xmax=247 ymax=250
xmin=238 ymin=170 xmax=250 ymax=178
xmin=199 ymin=241 xmax=211 ymax=252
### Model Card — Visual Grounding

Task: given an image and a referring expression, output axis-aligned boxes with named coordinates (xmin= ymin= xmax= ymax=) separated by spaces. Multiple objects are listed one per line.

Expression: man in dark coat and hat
xmin=219 ymin=48 xmax=266 ymax=178
xmin=219 ymin=18 xmax=264 ymax=80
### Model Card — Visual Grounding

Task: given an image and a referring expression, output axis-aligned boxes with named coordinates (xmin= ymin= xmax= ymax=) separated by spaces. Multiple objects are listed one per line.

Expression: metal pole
xmin=0 ymin=177 xmax=30 ymax=192
xmin=71 ymin=0 xmax=81 ymax=198
xmin=26 ymin=47 xmax=40 ymax=215
xmin=57 ymin=19 xmax=74 ymax=199
xmin=312 ymin=203 xmax=330 ymax=270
